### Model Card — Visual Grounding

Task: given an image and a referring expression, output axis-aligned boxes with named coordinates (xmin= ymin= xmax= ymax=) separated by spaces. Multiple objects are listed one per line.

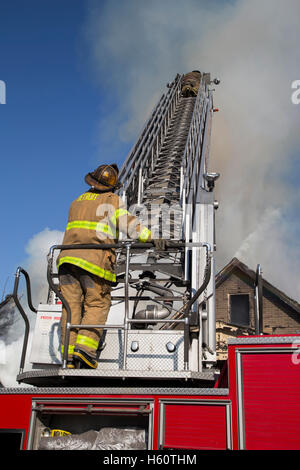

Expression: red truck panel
xmin=0 ymin=394 xmax=33 ymax=449
xmin=162 ymin=403 xmax=228 ymax=450
xmin=242 ymin=352 xmax=300 ymax=450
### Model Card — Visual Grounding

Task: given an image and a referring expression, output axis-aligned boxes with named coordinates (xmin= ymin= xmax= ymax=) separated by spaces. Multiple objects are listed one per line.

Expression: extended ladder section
xmin=116 ymin=72 xmax=218 ymax=362
xmin=15 ymin=72 xmax=220 ymax=386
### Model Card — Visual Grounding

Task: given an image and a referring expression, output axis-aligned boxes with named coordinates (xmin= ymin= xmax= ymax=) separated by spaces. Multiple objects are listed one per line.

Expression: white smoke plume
xmin=24 ymin=228 xmax=64 ymax=305
xmin=0 ymin=229 xmax=63 ymax=387
xmin=84 ymin=0 xmax=300 ymax=300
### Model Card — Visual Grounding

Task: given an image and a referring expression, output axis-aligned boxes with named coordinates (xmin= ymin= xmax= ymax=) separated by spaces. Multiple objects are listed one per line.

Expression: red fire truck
xmin=1 ymin=334 xmax=300 ymax=450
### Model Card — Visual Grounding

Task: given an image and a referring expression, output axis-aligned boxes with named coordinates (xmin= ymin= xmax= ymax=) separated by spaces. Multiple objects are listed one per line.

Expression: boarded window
xmin=230 ymin=294 xmax=250 ymax=326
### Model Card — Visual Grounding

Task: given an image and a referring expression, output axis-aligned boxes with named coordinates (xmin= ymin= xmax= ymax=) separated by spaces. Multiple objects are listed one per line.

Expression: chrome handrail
xmin=47 ymin=241 xmax=210 ymax=370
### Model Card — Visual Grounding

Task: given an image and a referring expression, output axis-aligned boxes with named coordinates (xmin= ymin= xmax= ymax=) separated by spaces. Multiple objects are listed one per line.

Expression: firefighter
xmin=181 ymin=70 xmax=202 ymax=97
xmin=57 ymin=164 xmax=152 ymax=369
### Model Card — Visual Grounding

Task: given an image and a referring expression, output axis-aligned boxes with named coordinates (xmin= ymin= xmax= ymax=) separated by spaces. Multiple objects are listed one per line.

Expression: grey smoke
xmin=0 ymin=228 xmax=63 ymax=387
xmin=84 ymin=0 xmax=300 ymax=300
xmin=0 ymin=296 xmax=16 ymax=341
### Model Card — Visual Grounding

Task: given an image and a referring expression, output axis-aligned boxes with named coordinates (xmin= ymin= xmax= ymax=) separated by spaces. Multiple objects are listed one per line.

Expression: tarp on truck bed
xmin=38 ymin=427 xmax=147 ymax=450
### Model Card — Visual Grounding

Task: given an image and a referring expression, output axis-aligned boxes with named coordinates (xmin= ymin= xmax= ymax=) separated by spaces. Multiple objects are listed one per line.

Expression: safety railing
xmin=117 ymin=74 xmax=183 ymax=206
xmin=2 ymin=267 xmax=38 ymax=374
xmin=9 ymin=241 xmax=212 ymax=376
xmin=47 ymin=241 xmax=212 ymax=371
xmin=181 ymin=80 xmax=213 ymax=239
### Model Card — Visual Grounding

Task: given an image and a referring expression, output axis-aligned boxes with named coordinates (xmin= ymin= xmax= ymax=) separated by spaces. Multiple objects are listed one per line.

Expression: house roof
xmin=216 ymin=257 xmax=300 ymax=315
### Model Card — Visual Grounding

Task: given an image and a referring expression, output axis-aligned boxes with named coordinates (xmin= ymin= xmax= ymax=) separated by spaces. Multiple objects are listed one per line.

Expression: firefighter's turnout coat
xmin=57 ymin=189 xmax=151 ymax=361
xmin=57 ymin=190 xmax=151 ymax=282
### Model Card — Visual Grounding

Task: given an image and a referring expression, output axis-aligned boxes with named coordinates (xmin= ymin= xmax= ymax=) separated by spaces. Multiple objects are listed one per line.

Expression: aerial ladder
xmin=8 ymin=72 xmax=221 ymax=386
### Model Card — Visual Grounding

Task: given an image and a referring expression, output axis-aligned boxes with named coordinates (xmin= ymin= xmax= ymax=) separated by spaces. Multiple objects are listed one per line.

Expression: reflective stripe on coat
xmin=57 ymin=190 xmax=151 ymax=281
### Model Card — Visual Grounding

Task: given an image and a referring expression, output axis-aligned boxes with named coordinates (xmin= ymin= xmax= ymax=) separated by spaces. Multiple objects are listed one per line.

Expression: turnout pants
xmin=58 ymin=263 xmax=112 ymax=361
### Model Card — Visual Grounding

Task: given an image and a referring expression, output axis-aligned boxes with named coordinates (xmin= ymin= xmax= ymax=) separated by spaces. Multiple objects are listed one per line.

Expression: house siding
xmin=215 ymin=265 xmax=300 ymax=360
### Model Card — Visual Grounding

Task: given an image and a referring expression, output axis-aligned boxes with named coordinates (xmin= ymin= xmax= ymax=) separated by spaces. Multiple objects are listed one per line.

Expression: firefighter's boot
xmin=66 ymin=361 xmax=75 ymax=369
xmin=73 ymin=349 xmax=98 ymax=369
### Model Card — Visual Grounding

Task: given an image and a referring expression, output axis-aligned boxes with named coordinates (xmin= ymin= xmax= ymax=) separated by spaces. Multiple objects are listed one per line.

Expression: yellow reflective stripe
xmin=57 ymin=256 xmax=116 ymax=282
xmin=67 ymin=219 xmax=150 ymax=242
xmin=138 ymin=227 xmax=151 ymax=242
xmin=96 ymin=222 xmax=115 ymax=237
xmin=66 ymin=220 xmax=115 ymax=237
xmin=110 ymin=208 xmax=130 ymax=226
xmin=67 ymin=220 xmax=98 ymax=230
xmin=61 ymin=345 xmax=74 ymax=354
xmin=76 ymin=334 xmax=99 ymax=351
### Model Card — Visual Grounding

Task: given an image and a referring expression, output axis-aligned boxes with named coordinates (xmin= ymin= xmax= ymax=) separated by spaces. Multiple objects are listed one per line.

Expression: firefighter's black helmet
xmin=85 ymin=164 xmax=119 ymax=191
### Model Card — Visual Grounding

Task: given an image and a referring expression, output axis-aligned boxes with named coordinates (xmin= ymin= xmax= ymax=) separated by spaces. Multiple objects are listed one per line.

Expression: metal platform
xmin=227 ymin=335 xmax=300 ymax=345
xmin=0 ymin=385 xmax=228 ymax=396
xmin=17 ymin=368 xmax=217 ymax=388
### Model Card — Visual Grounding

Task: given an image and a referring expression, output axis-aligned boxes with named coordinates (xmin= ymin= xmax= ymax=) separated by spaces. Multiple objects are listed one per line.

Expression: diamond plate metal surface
xmin=99 ymin=329 xmax=185 ymax=372
xmin=228 ymin=336 xmax=300 ymax=345
xmin=17 ymin=368 xmax=215 ymax=381
xmin=0 ymin=386 xmax=229 ymax=396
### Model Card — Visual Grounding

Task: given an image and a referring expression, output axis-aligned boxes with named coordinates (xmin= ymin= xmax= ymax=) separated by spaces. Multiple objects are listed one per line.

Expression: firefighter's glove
xmin=153 ymin=239 xmax=166 ymax=251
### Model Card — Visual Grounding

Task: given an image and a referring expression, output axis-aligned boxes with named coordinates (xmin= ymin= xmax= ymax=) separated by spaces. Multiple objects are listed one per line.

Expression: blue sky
xmin=0 ymin=0 xmax=130 ymax=297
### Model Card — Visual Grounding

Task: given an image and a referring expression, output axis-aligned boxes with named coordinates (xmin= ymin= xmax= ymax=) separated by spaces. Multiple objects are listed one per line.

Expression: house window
xmin=230 ymin=294 xmax=250 ymax=327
